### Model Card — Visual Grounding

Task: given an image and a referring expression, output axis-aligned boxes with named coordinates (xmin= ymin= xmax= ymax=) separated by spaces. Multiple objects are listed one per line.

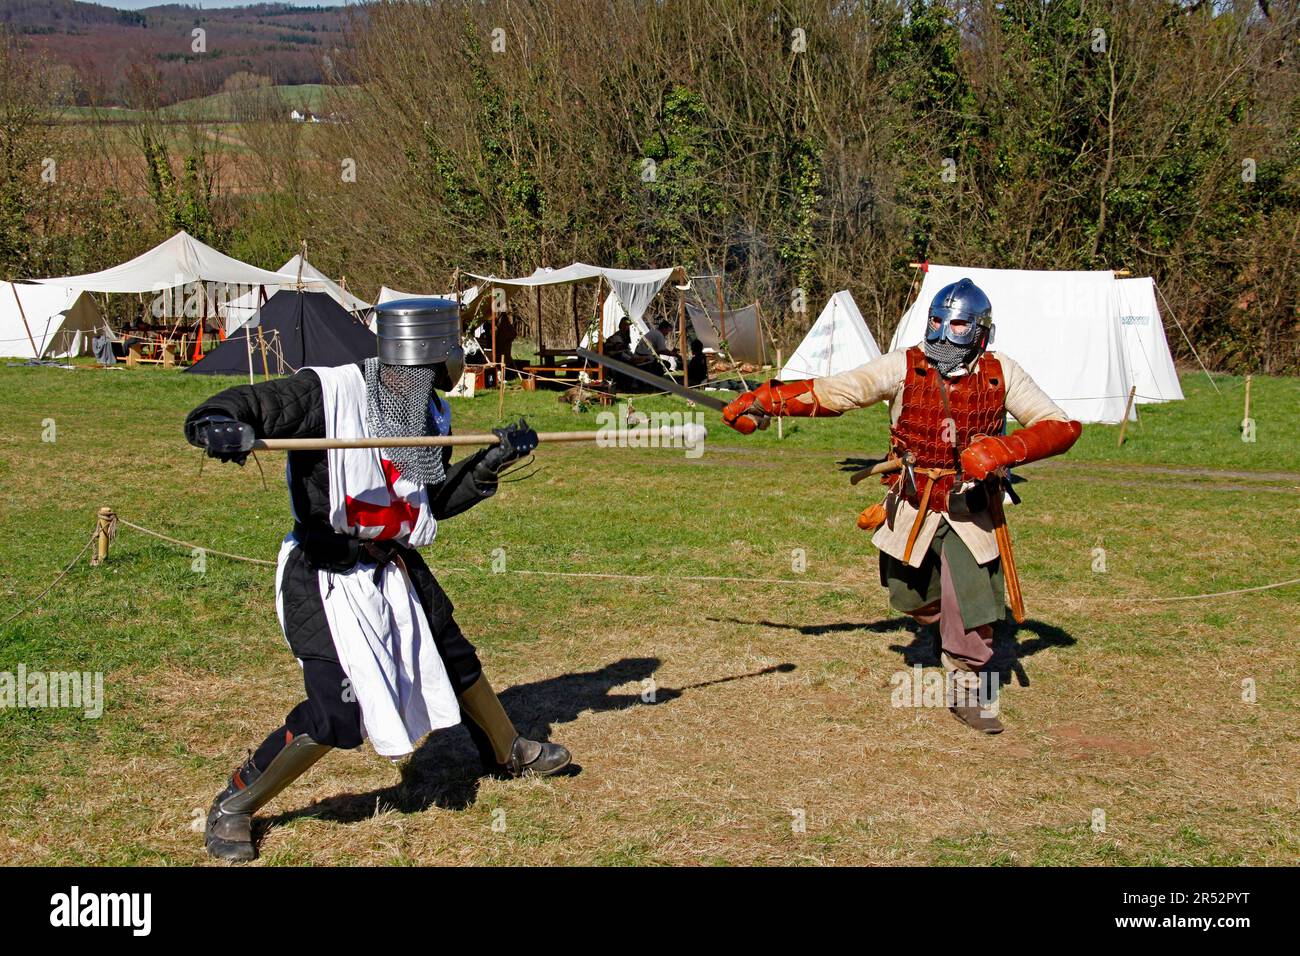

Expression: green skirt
xmin=879 ymin=521 xmax=1005 ymax=631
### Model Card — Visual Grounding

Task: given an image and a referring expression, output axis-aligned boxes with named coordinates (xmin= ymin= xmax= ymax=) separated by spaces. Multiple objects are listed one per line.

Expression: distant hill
xmin=7 ymin=1 xmax=358 ymax=106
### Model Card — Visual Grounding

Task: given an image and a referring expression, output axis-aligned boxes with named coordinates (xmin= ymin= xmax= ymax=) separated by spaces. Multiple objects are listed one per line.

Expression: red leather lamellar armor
xmin=886 ymin=346 xmax=1007 ymax=511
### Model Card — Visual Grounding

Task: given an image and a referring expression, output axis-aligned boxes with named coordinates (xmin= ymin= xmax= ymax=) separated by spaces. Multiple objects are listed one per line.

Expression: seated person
xmin=603 ymin=318 xmax=636 ymax=362
xmin=686 ymin=338 xmax=708 ymax=385
xmin=475 ymin=312 xmax=516 ymax=365
xmin=634 ymin=320 xmax=678 ymax=370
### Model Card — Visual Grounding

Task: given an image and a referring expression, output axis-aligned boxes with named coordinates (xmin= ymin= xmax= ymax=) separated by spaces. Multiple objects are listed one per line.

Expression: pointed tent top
xmin=274 ymin=254 xmax=371 ymax=312
xmin=34 ymin=230 xmax=290 ymax=293
xmin=779 ymin=291 xmax=881 ymax=381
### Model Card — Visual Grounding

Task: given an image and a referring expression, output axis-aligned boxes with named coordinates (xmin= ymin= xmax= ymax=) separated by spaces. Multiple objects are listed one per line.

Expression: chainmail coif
xmin=364 ymin=356 xmax=446 ymax=485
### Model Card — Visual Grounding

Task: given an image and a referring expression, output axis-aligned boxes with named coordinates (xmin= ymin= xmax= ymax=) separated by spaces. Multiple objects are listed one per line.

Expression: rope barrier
xmin=454 ymin=566 xmax=1300 ymax=604
xmin=4 ymin=515 xmax=1295 ymax=628
xmin=99 ymin=519 xmax=1300 ymax=603
xmin=114 ymin=518 xmax=277 ymax=567
xmin=0 ymin=526 xmax=98 ymax=626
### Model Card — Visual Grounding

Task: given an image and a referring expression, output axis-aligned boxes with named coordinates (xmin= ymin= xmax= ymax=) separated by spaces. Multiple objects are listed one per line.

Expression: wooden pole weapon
xmin=253 ymin=424 xmax=708 ymax=452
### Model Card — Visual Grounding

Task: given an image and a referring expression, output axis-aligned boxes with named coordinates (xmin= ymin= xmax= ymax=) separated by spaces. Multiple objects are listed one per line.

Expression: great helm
xmin=925 ymin=278 xmax=993 ymax=348
xmin=374 ymin=297 xmax=465 ymax=380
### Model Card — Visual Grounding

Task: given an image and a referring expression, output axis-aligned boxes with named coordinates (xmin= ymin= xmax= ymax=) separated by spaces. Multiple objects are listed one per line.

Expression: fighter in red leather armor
xmin=723 ymin=278 xmax=1081 ymax=733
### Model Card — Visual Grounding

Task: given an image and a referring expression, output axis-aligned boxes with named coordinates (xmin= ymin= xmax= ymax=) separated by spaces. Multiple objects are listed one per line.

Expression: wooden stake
xmin=1242 ymin=373 xmax=1253 ymax=430
xmin=498 ymin=358 xmax=506 ymax=419
xmin=92 ymin=507 xmax=114 ymax=567
xmin=258 ymin=327 xmax=270 ymax=378
xmin=776 ymin=348 xmax=783 ymax=440
xmin=1116 ymin=385 xmax=1137 ymax=446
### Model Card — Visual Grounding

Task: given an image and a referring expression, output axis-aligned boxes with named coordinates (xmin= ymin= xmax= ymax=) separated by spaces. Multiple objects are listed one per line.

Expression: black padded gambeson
xmin=184 ymin=363 xmax=492 ymax=684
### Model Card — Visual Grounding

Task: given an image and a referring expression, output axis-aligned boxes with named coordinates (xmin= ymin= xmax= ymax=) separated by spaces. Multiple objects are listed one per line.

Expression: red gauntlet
xmin=961 ymin=419 xmax=1082 ymax=480
xmin=722 ymin=380 xmax=842 ymax=435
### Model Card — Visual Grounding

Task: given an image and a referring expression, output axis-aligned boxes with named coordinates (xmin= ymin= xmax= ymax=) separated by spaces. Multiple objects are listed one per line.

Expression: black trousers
xmin=254 ymin=544 xmax=485 ymax=766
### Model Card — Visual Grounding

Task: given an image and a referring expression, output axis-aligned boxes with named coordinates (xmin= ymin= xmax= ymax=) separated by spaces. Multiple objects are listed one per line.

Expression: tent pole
xmin=596 ymin=277 xmax=605 ymax=355
xmin=678 ymin=280 xmax=688 ymax=387
xmin=570 ymin=283 xmax=580 ymax=349
xmin=490 ymin=286 xmax=498 ymax=366
xmin=296 ymin=240 xmax=307 ymax=290
xmin=9 ymin=283 xmax=40 ymax=359
xmin=246 ymin=327 xmax=255 ymax=385
xmin=592 ymin=277 xmax=603 ymax=386
xmin=715 ymin=274 xmax=726 ymax=349
xmin=535 ymin=285 xmax=543 ymax=364
xmin=776 ymin=348 xmax=783 ymax=440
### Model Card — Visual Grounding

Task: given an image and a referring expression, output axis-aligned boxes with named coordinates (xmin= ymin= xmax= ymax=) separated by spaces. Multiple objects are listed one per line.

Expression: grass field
xmin=0 ymin=363 xmax=1297 ymax=865
xmin=49 ymin=85 xmax=343 ymax=124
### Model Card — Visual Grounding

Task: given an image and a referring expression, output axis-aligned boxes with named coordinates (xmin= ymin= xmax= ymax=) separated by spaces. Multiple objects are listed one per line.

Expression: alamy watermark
xmin=596 ymin=404 xmax=706 ymax=459
xmin=889 ymin=665 xmax=999 ymax=717
xmin=0 ymin=665 xmax=103 ymax=718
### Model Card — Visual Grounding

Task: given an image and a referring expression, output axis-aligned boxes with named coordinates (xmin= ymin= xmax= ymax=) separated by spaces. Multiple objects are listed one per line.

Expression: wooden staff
xmin=988 ymin=486 xmax=1025 ymax=624
xmin=253 ymin=424 xmax=708 ymax=452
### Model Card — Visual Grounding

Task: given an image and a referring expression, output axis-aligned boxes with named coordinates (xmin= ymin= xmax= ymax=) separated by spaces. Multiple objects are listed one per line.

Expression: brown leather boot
xmin=947 ymin=671 xmax=1004 ymax=734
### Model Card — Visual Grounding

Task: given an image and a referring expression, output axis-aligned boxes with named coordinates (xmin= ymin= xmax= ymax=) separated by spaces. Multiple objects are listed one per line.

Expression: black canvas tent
xmin=186 ymin=290 xmax=375 ymax=377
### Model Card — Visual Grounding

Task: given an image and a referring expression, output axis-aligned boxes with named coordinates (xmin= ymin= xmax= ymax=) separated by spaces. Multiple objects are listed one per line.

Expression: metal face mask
xmin=925 ymin=278 xmax=993 ymax=348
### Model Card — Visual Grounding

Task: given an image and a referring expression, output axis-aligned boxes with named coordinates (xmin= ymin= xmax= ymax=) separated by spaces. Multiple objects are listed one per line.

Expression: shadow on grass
xmin=711 ymin=614 xmax=1074 ymax=688
xmin=261 ymin=655 xmax=794 ymax=834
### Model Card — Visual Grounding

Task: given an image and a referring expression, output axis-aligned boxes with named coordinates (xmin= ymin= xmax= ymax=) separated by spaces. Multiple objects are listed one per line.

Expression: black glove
xmin=188 ymin=414 xmax=255 ymax=465
xmin=474 ymin=417 xmax=538 ymax=481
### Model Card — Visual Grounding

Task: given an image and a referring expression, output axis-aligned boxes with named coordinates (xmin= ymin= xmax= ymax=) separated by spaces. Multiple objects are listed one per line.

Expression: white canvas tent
xmin=579 ymin=292 xmax=652 ymax=350
xmin=36 ymin=230 xmax=288 ymax=294
xmin=464 ymin=263 xmax=678 ymax=330
xmin=224 ymin=255 xmax=372 ymax=334
xmin=1113 ymin=277 xmax=1183 ymax=403
xmin=0 ymin=283 xmax=103 ymax=360
xmin=890 ymin=264 xmax=1169 ymax=424
xmin=685 ymin=300 xmax=768 ymax=366
xmin=778 ymin=291 xmax=881 ymax=381
xmin=377 ymin=285 xmax=479 ymax=306
xmin=35 ymin=231 xmax=290 ymax=342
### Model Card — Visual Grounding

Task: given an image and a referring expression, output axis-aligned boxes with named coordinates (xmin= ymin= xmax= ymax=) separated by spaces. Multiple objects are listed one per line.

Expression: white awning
xmin=464 ymin=262 xmax=679 ymax=326
xmin=35 ymin=231 xmax=289 ymax=293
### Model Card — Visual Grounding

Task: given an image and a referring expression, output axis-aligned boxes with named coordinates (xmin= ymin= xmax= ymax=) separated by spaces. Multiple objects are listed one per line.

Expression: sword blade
xmin=576 ymin=348 xmax=729 ymax=412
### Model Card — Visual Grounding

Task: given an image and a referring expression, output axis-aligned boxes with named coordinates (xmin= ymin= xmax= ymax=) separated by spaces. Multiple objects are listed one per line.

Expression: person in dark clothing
xmin=686 ymin=339 xmax=708 ymax=386
xmin=185 ymin=297 xmax=570 ymax=862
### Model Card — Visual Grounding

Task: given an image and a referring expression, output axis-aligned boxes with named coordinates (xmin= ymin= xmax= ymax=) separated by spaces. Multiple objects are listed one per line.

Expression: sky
xmin=94 ymin=1 xmax=353 ymax=9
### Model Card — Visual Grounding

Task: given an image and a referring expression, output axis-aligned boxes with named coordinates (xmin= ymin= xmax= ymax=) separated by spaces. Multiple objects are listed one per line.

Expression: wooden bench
xmin=126 ymin=342 xmax=179 ymax=368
